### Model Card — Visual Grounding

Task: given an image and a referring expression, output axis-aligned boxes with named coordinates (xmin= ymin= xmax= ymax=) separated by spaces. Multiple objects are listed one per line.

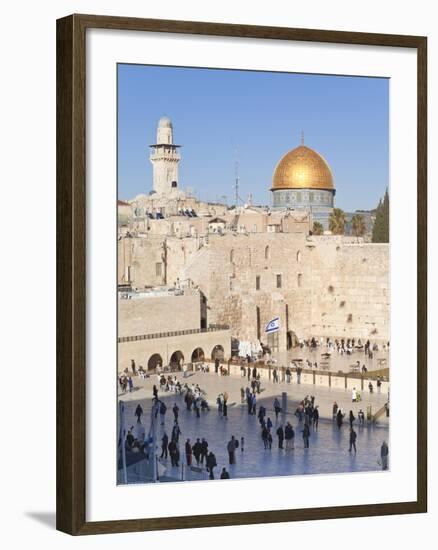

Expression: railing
xmin=373 ymin=402 xmax=389 ymax=422
xmin=118 ymin=324 xmax=230 ymax=343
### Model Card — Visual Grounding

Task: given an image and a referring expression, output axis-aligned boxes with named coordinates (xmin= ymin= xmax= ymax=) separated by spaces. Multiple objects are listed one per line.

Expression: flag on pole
xmin=265 ymin=317 xmax=280 ymax=333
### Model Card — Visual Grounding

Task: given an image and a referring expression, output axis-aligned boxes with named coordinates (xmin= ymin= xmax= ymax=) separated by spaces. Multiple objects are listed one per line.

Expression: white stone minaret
xmin=149 ymin=116 xmax=181 ymax=195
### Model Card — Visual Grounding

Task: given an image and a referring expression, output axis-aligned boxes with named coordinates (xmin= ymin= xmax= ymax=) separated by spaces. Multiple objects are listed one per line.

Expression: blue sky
xmin=118 ymin=64 xmax=389 ymax=211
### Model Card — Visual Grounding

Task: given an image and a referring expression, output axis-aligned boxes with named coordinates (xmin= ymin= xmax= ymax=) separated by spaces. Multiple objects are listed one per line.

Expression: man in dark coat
xmin=336 ymin=409 xmax=344 ymax=430
xmin=168 ymin=440 xmax=179 ymax=466
xmin=206 ymin=451 xmax=217 ymax=479
xmin=349 ymin=428 xmax=357 ymax=453
xmin=227 ymin=435 xmax=238 ymax=464
xmin=200 ymin=438 xmax=209 ymax=464
xmin=302 ymin=423 xmax=310 ymax=448
xmin=220 ymin=467 xmax=230 ymax=479
xmin=276 ymin=425 xmax=284 ymax=449
xmin=192 ymin=438 xmax=202 ymax=466
xmin=135 ymin=404 xmax=143 ymax=422
xmin=160 ymin=432 xmax=168 ymax=459
xmin=185 ymin=439 xmax=192 ymax=466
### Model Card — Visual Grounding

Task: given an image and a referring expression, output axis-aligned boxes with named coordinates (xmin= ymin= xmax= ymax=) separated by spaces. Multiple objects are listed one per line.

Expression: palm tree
xmin=328 ymin=208 xmax=346 ymax=235
xmin=351 ymin=213 xmax=366 ymax=238
xmin=312 ymin=221 xmax=324 ymax=235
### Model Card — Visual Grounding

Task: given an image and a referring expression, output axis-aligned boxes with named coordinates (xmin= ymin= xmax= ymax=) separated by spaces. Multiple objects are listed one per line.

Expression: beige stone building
xmin=117 ymin=117 xmax=389 ymax=366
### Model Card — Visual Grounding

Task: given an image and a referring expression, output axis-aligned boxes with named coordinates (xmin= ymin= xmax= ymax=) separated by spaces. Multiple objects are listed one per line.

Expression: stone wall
xmin=118 ymin=232 xmax=390 ymax=348
xmin=181 ymin=234 xmax=389 ymax=347
xmin=118 ymin=291 xmax=201 ymax=338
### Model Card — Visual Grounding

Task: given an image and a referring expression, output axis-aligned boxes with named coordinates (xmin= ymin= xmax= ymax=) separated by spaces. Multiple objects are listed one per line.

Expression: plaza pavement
xmin=119 ymin=369 xmax=389 ymax=483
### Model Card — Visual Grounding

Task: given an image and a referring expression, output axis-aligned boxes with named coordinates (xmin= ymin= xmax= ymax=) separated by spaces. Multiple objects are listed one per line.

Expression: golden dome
xmin=272 ymin=145 xmax=334 ymax=191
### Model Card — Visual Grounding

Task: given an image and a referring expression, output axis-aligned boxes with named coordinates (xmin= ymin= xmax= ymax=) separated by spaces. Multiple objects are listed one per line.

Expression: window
xmin=256 ymin=276 xmax=261 ymax=290
xmin=264 ymin=245 xmax=270 ymax=260
xmin=296 ymin=250 xmax=302 ymax=262
xmin=298 ymin=273 xmax=303 ymax=287
xmin=230 ymin=249 xmax=234 ymax=264
xmin=276 ymin=274 xmax=282 ymax=288
xmin=155 ymin=262 xmax=162 ymax=276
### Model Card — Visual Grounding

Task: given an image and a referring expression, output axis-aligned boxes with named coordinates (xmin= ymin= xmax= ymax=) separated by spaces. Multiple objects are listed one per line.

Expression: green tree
xmin=351 ymin=213 xmax=366 ymax=238
xmin=328 ymin=208 xmax=346 ymax=235
xmin=312 ymin=221 xmax=324 ymax=235
xmin=372 ymin=189 xmax=389 ymax=243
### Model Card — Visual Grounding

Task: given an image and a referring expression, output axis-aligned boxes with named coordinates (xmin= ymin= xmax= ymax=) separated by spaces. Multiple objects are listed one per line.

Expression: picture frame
xmin=56 ymin=13 xmax=427 ymax=535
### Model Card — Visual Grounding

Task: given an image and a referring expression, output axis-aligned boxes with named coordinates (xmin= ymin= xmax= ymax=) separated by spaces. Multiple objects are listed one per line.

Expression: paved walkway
xmin=119 ymin=371 xmax=389 ymax=483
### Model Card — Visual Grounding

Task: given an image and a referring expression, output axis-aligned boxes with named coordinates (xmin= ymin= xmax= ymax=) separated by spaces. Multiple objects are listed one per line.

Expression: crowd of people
xmin=120 ymin=349 xmax=389 ymax=483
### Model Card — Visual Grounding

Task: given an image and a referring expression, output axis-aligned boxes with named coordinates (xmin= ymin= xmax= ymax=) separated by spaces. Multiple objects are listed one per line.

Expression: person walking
xmin=131 ymin=359 xmax=136 ymax=376
xmin=284 ymin=422 xmax=295 ymax=450
xmin=159 ymin=401 xmax=167 ymax=425
xmin=227 ymin=435 xmax=239 ymax=464
xmin=135 ymin=404 xmax=143 ymax=423
xmin=168 ymin=440 xmax=179 ymax=467
xmin=251 ymin=393 xmax=257 ymax=415
xmin=240 ymin=387 xmax=245 ymax=404
xmin=127 ymin=376 xmax=133 ymax=393
xmin=302 ymin=423 xmax=310 ymax=448
xmin=160 ymin=432 xmax=168 ymax=459
xmin=358 ymin=409 xmax=365 ymax=425
xmin=185 ymin=439 xmax=192 ymax=466
xmin=261 ymin=426 xmax=269 ymax=449
xmin=349 ymin=410 xmax=356 ymax=428
xmin=377 ymin=377 xmax=382 ymax=393
xmin=220 ymin=467 xmax=230 ymax=479
xmin=313 ymin=406 xmax=319 ymax=430
xmin=223 ymin=392 xmax=228 ymax=418
xmin=266 ymin=417 xmax=273 ymax=431
xmin=172 ymin=403 xmax=179 ymax=422
xmin=217 ymin=393 xmax=223 ymax=414
xmin=258 ymin=405 xmax=266 ymax=426
xmin=171 ymin=421 xmax=181 ymax=444
xmin=336 ymin=408 xmax=344 ymax=430
xmin=206 ymin=451 xmax=217 ymax=479
xmin=192 ymin=438 xmax=202 ymax=466
xmin=273 ymin=398 xmax=281 ymax=420
xmin=276 ymin=425 xmax=284 ymax=449
xmin=349 ymin=428 xmax=357 ymax=453
xmin=200 ymin=438 xmax=209 ymax=465
xmin=332 ymin=401 xmax=338 ymax=421
xmin=380 ymin=440 xmax=389 ymax=470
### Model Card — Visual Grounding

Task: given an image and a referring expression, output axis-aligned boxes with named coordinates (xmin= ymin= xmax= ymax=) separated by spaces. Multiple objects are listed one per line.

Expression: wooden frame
xmin=56 ymin=13 xmax=427 ymax=535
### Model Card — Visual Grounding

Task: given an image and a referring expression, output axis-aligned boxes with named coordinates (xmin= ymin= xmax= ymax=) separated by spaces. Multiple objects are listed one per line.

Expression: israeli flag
xmin=265 ymin=317 xmax=280 ymax=333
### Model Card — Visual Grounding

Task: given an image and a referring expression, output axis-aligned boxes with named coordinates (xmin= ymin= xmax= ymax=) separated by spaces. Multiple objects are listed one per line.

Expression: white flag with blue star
xmin=265 ymin=317 xmax=280 ymax=333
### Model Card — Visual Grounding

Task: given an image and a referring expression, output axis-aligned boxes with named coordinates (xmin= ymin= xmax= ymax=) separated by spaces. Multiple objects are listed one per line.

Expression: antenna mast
xmin=234 ymin=156 xmax=240 ymax=208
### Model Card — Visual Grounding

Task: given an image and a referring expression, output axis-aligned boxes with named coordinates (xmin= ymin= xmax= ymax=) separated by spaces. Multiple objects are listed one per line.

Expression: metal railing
xmin=118 ymin=324 xmax=230 ymax=343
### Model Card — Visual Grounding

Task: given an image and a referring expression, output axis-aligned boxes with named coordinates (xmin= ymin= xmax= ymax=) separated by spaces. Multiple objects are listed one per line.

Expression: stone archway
xmin=147 ymin=353 xmax=163 ymax=371
xmin=191 ymin=347 xmax=205 ymax=362
xmin=211 ymin=344 xmax=224 ymax=360
xmin=169 ymin=350 xmax=184 ymax=370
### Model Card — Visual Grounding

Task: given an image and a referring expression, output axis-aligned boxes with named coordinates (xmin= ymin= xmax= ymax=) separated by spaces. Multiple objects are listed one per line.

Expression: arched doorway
xmin=169 ymin=350 xmax=184 ymax=370
xmin=191 ymin=347 xmax=205 ymax=362
xmin=148 ymin=353 xmax=163 ymax=371
xmin=211 ymin=345 xmax=224 ymax=360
